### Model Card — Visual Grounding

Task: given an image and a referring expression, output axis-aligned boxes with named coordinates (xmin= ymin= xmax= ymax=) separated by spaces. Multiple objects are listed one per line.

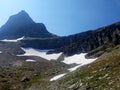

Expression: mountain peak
xmin=7 ymin=10 xmax=34 ymax=25
xmin=19 ymin=10 xmax=27 ymax=14
xmin=0 ymin=11 xmax=56 ymax=39
xmin=17 ymin=10 xmax=31 ymax=19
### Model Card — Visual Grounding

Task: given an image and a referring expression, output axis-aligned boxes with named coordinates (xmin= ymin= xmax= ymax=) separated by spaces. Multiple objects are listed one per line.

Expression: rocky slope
xmin=58 ymin=22 xmax=120 ymax=56
xmin=20 ymin=22 xmax=120 ymax=56
xmin=43 ymin=45 xmax=120 ymax=90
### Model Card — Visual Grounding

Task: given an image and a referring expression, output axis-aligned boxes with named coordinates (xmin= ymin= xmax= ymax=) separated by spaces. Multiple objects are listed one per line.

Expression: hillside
xmin=46 ymin=45 xmax=120 ymax=90
xmin=0 ymin=43 xmax=119 ymax=90
xmin=0 ymin=11 xmax=120 ymax=90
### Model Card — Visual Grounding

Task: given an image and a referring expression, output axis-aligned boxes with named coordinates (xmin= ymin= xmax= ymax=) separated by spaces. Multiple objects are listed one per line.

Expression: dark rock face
xmin=20 ymin=22 xmax=120 ymax=56
xmin=58 ymin=22 xmax=120 ymax=55
xmin=20 ymin=31 xmax=93 ymax=50
xmin=0 ymin=10 xmax=56 ymax=39
xmin=63 ymin=23 xmax=120 ymax=53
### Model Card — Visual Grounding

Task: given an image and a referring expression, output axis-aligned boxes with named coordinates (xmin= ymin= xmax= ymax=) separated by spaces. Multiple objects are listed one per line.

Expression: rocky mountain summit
xmin=0 ymin=10 xmax=55 ymax=39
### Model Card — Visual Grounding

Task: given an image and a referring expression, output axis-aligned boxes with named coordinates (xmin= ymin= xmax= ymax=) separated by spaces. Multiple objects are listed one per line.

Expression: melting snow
xmin=1 ymin=37 xmax=24 ymax=42
xmin=50 ymin=54 xmax=97 ymax=81
xmin=62 ymin=53 xmax=97 ymax=72
xmin=18 ymin=48 xmax=62 ymax=61
xmin=62 ymin=53 xmax=96 ymax=65
xmin=26 ymin=59 xmax=36 ymax=62
xmin=68 ymin=64 xmax=82 ymax=72
xmin=50 ymin=73 xmax=67 ymax=81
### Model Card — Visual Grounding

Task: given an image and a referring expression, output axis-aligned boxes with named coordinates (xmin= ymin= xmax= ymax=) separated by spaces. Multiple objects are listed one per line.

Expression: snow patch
xmin=18 ymin=48 xmax=62 ymax=61
xmin=26 ymin=59 xmax=36 ymax=62
xmin=62 ymin=53 xmax=96 ymax=65
xmin=68 ymin=64 xmax=82 ymax=72
xmin=63 ymin=53 xmax=97 ymax=72
xmin=1 ymin=37 xmax=24 ymax=42
xmin=50 ymin=73 xmax=66 ymax=81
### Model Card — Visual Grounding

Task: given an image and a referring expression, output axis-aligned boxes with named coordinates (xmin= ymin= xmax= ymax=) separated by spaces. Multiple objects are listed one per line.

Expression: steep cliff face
xmin=0 ymin=10 xmax=56 ymax=39
xmin=58 ymin=22 xmax=120 ymax=55
xmin=20 ymin=22 xmax=120 ymax=56
xmin=20 ymin=31 xmax=93 ymax=50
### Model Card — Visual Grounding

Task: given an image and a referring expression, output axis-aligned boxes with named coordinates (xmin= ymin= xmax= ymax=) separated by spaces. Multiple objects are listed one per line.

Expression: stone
xmin=21 ymin=77 xmax=30 ymax=82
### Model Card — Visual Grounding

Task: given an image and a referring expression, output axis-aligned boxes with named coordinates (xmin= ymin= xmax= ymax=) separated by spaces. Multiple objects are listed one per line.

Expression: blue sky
xmin=0 ymin=0 xmax=120 ymax=36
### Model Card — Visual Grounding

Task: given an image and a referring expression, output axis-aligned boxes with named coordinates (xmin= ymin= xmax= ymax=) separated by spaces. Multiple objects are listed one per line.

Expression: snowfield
xmin=62 ymin=53 xmax=96 ymax=65
xmin=1 ymin=37 xmax=24 ymax=42
xmin=50 ymin=73 xmax=67 ymax=81
xmin=18 ymin=48 xmax=62 ymax=61
xmin=63 ymin=53 xmax=97 ymax=72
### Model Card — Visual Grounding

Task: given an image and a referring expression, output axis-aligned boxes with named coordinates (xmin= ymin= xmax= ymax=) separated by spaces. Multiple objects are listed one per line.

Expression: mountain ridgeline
xmin=21 ymin=22 xmax=120 ymax=56
xmin=0 ymin=11 xmax=120 ymax=56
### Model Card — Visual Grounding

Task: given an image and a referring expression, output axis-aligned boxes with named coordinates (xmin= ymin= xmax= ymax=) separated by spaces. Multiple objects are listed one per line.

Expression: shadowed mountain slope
xmin=0 ymin=10 xmax=56 ymax=39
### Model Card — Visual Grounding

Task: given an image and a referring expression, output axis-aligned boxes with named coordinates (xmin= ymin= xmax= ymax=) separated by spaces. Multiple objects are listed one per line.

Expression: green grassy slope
xmin=48 ymin=45 xmax=120 ymax=90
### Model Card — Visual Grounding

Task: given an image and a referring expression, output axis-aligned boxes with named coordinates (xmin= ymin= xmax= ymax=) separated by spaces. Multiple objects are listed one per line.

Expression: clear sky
xmin=0 ymin=0 xmax=120 ymax=36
